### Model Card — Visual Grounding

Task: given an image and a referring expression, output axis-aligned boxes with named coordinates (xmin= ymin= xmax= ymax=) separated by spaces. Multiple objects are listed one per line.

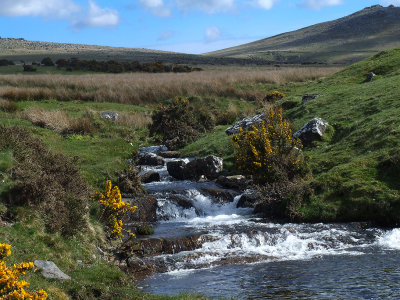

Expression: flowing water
xmin=135 ymin=158 xmax=400 ymax=299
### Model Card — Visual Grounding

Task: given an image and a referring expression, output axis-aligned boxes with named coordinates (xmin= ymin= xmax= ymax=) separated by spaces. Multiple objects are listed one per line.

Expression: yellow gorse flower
xmin=0 ymin=244 xmax=47 ymax=299
xmin=92 ymin=181 xmax=137 ymax=240
xmin=232 ymin=107 xmax=305 ymax=183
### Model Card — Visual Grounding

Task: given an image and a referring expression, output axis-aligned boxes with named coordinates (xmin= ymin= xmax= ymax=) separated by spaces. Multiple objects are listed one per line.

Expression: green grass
xmin=183 ymin=47 xmax=400 ymax=226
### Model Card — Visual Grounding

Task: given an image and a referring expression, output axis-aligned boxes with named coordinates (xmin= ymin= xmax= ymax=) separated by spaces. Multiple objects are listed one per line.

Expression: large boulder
xmin=166 ymin=160 xmax=188 ymax=180
xmin=34 ymin=260 xmax=71 ymax=280
xmin=123 ymin=196 xmax=158 ymax=223
xmin=140 ymin=171 xmax=160 ymax=183
xmin=225 ymin=113 xmax=265 ymax=135
xmin=137 ymin=152 xmax=165 ymax=166
xmin=100 ymin=111 xmax=119 ymax=122
xmin=293 ymin=118 xmax=328 ymax=146
xmin=216 ymin=175 xmax=249 ymax=190
xmin=167 ymin=156 xmax=223 ymax=180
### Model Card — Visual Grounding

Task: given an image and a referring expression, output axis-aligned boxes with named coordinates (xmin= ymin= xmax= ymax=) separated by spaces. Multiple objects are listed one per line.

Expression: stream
xmin=134 ymin=153 xmax=400 ymax=299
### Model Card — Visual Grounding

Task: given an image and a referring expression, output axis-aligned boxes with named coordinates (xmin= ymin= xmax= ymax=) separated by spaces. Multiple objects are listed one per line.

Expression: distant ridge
xmin=0 ymin=37 xmax=268 ymax=66
xmin=206 ymin=5 xmax=400 ymax=65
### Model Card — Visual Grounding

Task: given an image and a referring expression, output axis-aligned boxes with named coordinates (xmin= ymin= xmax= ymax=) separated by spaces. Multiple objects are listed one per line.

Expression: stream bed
xmin=134 ymin=155 xmax=400 ymax=299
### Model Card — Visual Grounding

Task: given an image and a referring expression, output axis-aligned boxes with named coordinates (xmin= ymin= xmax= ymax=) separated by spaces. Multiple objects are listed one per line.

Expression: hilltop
xmin=207 ymin=5 xmax=400 ymax=65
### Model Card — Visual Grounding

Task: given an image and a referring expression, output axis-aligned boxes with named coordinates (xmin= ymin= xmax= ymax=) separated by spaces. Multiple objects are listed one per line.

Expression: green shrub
xmin=149 ymin=97 xmax=214 ymax=149
xmin=0 ymin=126 xmax=89 ymax=236
xmin=232 ymin=107 xmax=310 ymax=184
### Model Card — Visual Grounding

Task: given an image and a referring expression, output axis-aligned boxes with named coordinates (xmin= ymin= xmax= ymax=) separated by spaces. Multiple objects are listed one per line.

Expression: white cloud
xmin=254 ymin=0 xmax=277 ymax=10
xmin=74 ymin=0 xmax=119 ymax=29
xmin=0 ymin=0 xmax=79 ymax=18
xmin=139 ymin=0 xmax=171 ymax=16
xmin=300 ymin=0 xmax=343 ymax=10
xmin=380 ymin=0 xmax=400 ymax=6
xmin=205 ymin=26 xmax=221 ymax=41
xmin=176 ymin=0 xmax=235 ymax=14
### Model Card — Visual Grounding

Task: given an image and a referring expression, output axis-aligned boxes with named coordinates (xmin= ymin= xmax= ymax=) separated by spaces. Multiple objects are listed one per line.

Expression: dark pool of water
xmin=137 ymin=249 xmax=400 ymax=299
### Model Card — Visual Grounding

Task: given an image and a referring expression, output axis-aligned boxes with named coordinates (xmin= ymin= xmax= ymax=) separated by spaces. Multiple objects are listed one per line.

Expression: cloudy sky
xmin=0 ymin=0 xmax=398 ymax=54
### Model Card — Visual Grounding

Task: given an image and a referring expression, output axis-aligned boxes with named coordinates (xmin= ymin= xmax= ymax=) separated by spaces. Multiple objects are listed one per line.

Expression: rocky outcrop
xmin=34 ymin=260 xmax=71 ymax=280
xmin=225 ymin=113 xmax=264 ymax=135
xmin=167 ymin=156 xmax=223 ymax=180
xmin=216 ymin=175 xmax=249 ymax=190
xmin=302 ymin=94 xmax=322 ymax=104
xmin=140 ymin=171 xmax=160 ymax=183
xmin=100 ymin=111 xmax=119 ymax=122
xmin=123 ymin=196 xmax=158 ymax=223
xmin=137 ymin=152 xmax=165 ymax=166
xmin=199 ymin=187 xmax=238 ymax=204
xmin=293 ymin=117 xmax=329 ymax=146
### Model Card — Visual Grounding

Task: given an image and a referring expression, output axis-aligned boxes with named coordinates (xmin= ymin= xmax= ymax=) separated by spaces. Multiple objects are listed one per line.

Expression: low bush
xmin=232 ymin=107 xmax=310 ymax=184
xmin=149 ymin=97 xmax=215 ymax=149
xmin=0 ymin=126 xmax=89 ymax=236
xmin=0 ymin=243 xmax=47 ymax=299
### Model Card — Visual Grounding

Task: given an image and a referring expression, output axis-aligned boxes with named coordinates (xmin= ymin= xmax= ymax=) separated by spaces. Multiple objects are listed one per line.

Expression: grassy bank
xmin=182 ymin=48 xmax=400 ymax=226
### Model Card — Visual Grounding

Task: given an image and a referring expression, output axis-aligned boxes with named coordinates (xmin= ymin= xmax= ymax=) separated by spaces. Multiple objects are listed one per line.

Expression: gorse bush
xmin=0 ymin=243 xmax=47 ymax=299
xmin=92 ymin=180 xmax=137 ymax=240
xmin=149 ymin=97 xmax=214 ymax=149
xmin=263 ymin=91 xmax=286 ymax=103
xmin=0 ymin=126 xmax=89 ymax=236
xmin=232 ymin=107 xmax=310 ymax=184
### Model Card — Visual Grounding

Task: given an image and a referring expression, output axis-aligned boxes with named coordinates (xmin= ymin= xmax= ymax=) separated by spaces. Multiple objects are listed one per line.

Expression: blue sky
xmin=0 ymin=0 xmax=398 ymax=54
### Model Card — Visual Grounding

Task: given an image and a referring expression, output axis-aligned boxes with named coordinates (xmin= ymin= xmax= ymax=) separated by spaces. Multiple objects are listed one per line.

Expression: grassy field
xmin=1 ymin=49 xmax=399 ymax=298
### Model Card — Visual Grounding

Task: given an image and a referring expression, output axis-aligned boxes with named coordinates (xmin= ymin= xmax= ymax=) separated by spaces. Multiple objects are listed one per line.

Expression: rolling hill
xmin=207 ymin=5 xmax=400 ymax=65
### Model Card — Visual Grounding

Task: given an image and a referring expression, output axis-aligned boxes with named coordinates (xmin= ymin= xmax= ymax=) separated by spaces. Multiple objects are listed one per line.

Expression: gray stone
xmin=302 ymin=94 xmax=322 ymax=104
xmin=167 ymin=156 xmax=223 ymax=180
xmin=225 ymin=113 xmax=265 ymax=135
xmin=100 ymin=111 xmax=119 ymax=122
xmin=137 ymin=152 xmax=165 ymax=166
xmin=216 ymin=175 xmax=248 ymax=190
xmin=366 ymin=72 xmax=376 ymax=82
xmin=140 ymin=171 xmax=160 ymax=183
xmin=34 ymin=260 xmax=71 ymax=280
xmin=166 ymin=160 xmax=187 ymax=180
xmin=293 ymin=117 xmax=329 ymax=146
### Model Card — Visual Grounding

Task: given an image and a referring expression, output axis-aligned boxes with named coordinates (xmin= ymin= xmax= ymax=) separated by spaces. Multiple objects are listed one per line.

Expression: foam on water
xmin=377 ymin=228 xmax=400 ymax=249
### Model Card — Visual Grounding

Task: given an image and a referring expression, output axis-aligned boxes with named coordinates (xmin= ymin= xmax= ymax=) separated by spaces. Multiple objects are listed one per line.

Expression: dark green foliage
xmin=41 ymin=57 xmax=54 ymax=66
xmin=53 ymin=58 xmax=200 ymax=74
xmin=0 ymin=59 xmax=14 ymax=66
xmin=149 ymin=97 xmax=215 ymax=149
xmin=23 ymin=65 xmax=36 ymax=72
xmin=0 ymin=126 xmax=89 ymax=236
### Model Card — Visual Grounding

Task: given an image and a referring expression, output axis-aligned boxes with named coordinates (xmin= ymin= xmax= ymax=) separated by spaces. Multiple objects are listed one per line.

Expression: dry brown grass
xmin=116 ymin=112 xmax=152 ymax=129
xmin=23 ymin=107 xmax=95 ymax=134
xmin=0 ymin=67 xmax=342 ymax=104
xmin=0 ymin=98 xmax=18 ymax=113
